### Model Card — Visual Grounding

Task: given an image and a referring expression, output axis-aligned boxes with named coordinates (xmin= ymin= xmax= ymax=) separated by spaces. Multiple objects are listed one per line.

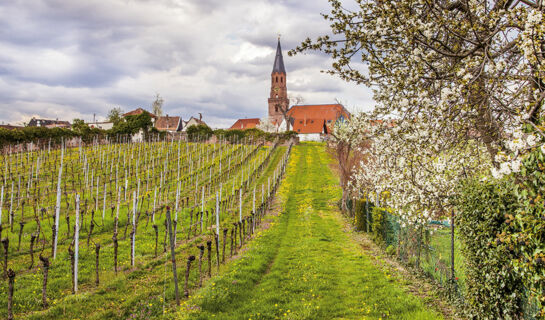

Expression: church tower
xmin=268 ymin=38 xmax=289 ymax=125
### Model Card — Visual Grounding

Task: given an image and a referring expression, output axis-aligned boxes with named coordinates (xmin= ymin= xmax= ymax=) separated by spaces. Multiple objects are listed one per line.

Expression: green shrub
xmin=186 ymin=124 xmax=213 ymax=141
xmin=371 ymin=207 xmax=386 ymax=244
xmin=354 ymin=199 xmax=373 ymax=231
xmin=385 ymin=245 xmax=396 ymax=256
xmin=508 ymin=147 xmax=545 ymax=316
xmin=0 ymin=126 xmax=78 ymax=147
xmin=456 ymin=179 xmax=525 ymax=319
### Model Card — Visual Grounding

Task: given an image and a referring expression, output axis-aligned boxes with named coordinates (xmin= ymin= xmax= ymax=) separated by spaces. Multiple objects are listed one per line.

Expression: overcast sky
xmin=0 ymin=0 xmax=374 ymax=128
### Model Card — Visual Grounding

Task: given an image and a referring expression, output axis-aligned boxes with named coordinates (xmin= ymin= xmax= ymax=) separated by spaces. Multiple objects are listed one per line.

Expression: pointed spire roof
xmin=272 ymin=38 xmax=286 ymax=74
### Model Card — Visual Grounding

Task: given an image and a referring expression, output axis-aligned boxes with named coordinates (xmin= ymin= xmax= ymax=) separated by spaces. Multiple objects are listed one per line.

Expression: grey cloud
xmin=0 ymin=0 xmax=374 ymax=128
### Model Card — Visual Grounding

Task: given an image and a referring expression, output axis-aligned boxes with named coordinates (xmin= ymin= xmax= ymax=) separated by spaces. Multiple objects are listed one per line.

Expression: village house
xmin=229 ymin=118 xmax=260 ymax=130
xmin=88 ymin=121 xmax=114 ymax=130
xmin=155 ymin=115 xmax=182 ymax=132
xmin=123 ymin=108 xmax=158 ymax=122
xmin=27 ymin=117 xmax=71 ymax=128
xmin=182 ymin=114 xmax=207 ymax=131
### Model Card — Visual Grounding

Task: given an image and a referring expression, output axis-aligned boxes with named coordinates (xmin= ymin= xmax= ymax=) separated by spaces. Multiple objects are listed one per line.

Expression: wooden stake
xmin=184 ymin=255 xmax=195 ymax=297
xmin=74 ymin=194 xmax=80 ymax=293
xmin=2 ymin=238 xmax=8 ymax=279
xmin=197 ymin=245 xmax=204 ymax=287
xmin=39 ymin=255 xmax=49 ymax=308
xmin=29 ymin=233 xmax=36 ymax=269
xmin=7 ymin=268 xmax=15 ymax=320
xmin=206 ymin=240 xmax=212 ymax=277
xmin=95 ymin=243 xmax=101 ymax=286
xmin=165 ymin=207 xmax=180 ymax=306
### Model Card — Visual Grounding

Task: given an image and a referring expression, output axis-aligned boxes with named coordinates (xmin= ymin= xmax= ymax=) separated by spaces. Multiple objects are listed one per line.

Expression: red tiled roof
xmin=123 ymin=108 xmax=157 ymax=118
xmin=155 ymin=116 xmax=181 ymax=131
xmin=292 ymin=118 xmax=327 ymax=134
xmin=287 ymin=104 xmax=350 ymax=134
xmin=229 ymin=118 xmax=260 ymax=130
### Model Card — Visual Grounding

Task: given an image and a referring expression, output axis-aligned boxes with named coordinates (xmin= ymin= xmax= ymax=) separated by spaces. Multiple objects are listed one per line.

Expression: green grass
xmin=421 ymin=229 xmax=466 ymax=291
xmin=2 ymin=142 xmax=288 ymax=319
xmin=181 ymin=143 xmax=442 ymax=320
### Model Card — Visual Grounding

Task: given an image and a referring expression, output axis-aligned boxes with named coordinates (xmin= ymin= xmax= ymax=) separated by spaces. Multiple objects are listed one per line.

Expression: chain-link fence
xmin=346 ymin=198 xmax=540 ymax=319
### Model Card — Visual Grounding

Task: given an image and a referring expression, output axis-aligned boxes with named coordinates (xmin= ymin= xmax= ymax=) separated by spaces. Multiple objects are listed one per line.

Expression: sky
xmin=0 ymin=0 xmax=374 ymax=129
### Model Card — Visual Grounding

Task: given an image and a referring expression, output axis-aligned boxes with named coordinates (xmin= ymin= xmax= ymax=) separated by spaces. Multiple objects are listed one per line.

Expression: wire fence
xmin=346 ymin=198 xmax=540 ymax=319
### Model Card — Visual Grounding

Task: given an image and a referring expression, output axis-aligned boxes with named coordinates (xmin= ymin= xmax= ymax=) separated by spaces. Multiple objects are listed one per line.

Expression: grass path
xmin=181 ymin=143 xmax=441 ymax=320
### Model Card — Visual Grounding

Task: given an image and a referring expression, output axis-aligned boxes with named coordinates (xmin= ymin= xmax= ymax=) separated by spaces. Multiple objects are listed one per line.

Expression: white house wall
xmin=298 ymin=133 xmax=322 ymax=142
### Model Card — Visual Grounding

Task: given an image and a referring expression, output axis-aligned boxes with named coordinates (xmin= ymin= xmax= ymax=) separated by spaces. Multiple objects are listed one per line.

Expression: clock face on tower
xmin=274 ymin=87 xmax=279 ymax=93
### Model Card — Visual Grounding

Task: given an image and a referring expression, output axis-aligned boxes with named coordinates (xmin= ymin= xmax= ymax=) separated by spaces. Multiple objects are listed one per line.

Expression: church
xmin=230 ymin=38 xmax=350 ymax=141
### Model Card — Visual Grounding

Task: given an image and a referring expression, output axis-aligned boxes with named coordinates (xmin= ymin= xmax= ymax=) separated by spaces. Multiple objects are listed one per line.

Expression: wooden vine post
xmin=215 ymin=193 xmax=220 ymax=270
xmin=39 ymin=255 xmax=50 ymax=308
xmin=0 ymin=185 xmax=3 ymax=238
xmin=131 ymin=191 xmax=136 ymax=267
xmin=2 ymin=238 xmax=9 ymax=279
xmin=95 ymin=243 xmax=101 ymax=286
xmin=7 ymin=268 xmax=15 ymax=320
xmin=206 ymin=240 xmax=212 ymax=277
xmin=74 ymin=194 xmax=80 ymax=293
xmin=184 ymin=255 xmax=195 ymax=297
xmin=165 ymin=207 xmax=180 ymax=306
xmin=197 ymin=244 xmax=204 ymax=287
xmin=53 ymin=146 xmax=64 ymax=259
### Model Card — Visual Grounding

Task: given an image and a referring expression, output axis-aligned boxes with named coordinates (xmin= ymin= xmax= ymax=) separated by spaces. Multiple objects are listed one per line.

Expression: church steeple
xmin=272 ymin=38 xmax=286 ymax=74
xmin=268 ymin=37 xmax=289 ymax=125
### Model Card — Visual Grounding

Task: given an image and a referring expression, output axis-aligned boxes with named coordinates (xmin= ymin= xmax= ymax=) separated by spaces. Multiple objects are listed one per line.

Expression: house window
xmin=299 ymin=120 xmax=303 ymax=124
xmin=297 ymin=129 xmax=300 ymax=132
xmin=276 ymin=76 xmax=278 ymax=83
xmin=327 ymin=120 xmax=332 ymax=123
xmin=281 ymin=77 xmax=283 ymax=83
xmin=311 ymin=120 xmax=314 ymax=123
xmin=275 ymin=106 xmax=278 ymax=112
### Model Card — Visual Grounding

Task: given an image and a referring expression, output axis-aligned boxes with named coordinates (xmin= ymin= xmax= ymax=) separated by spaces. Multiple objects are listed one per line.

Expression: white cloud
xmin=0 ymin=0 xmax=374 ymax=128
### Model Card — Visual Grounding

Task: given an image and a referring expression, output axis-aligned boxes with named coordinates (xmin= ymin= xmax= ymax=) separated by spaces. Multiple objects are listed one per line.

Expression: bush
xmin=385 ymin=245 xmax=396 ymax=256
xmin=0 ymin=126 xmax=77 ymax=147
xmin=370 ymin=207 xmax=398 ymax=246
xmin=508 ymin=147 xmax=545 ymax=316
xmin=354 ymin=199 xmax=373 ymax=231
xmin=456 ymin=179 xmax=525 ymax=319
xmin=187 ymin=124 xmax=213 ymax=141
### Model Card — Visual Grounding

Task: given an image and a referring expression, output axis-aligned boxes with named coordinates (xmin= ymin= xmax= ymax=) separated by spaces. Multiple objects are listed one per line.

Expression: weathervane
xmin=278 ymin=33 xmax=281 ymax=40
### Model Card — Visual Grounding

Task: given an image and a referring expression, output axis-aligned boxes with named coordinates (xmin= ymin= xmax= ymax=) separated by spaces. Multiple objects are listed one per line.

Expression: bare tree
xmin=152 ymin=94 xmax=164 ymax=117
xmin=289 ymin=94 xmax=305 ymax=106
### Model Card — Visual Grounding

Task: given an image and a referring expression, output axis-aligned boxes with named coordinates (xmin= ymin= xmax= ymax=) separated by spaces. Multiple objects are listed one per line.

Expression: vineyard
xmin=0 ymin=137 xmax=291 ymax=319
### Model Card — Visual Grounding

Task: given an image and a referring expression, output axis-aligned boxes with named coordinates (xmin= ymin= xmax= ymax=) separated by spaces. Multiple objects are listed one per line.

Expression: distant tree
xmin=186 ymin=124 xmax=213 ymax=142
xmin=110 ymin=111 xmax=154 ymax=138
xmin=107 ymin=107 xmax=124 ymax=124
xmin=257 ymin=118 xmax=277 ymax=133
xmin=289 ymin=94 xmax=305 ymax=106
xmin=152 ymin=94 xmax=164 ymax=117
xmin=273 ymin=95 xmax=305 ymax=132
xmin=72 ymin=119 xmax=89 ymax=134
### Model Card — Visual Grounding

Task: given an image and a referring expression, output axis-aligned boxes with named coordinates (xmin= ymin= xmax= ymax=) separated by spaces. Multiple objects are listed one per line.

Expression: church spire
xmin=268 ymin=36 xmax=289 ymax=126
xmin=272 ymin=38 xmax=286 ymax=74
